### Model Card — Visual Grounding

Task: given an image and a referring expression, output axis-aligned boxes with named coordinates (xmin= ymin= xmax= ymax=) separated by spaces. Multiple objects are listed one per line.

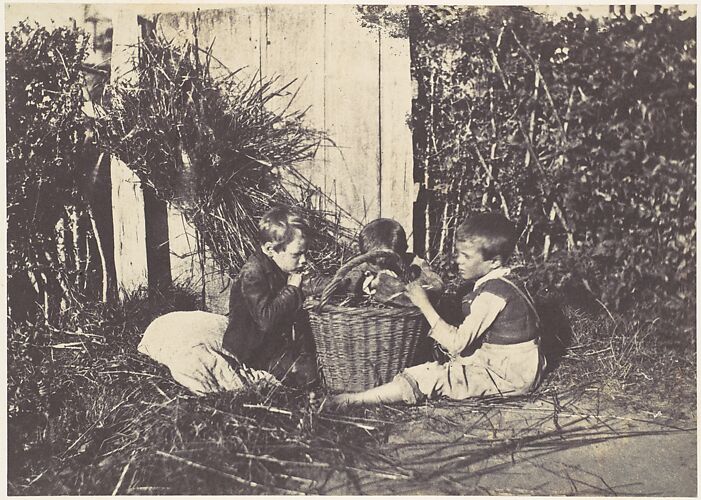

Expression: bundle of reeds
xmin=97 ymin=30 xmax=353 ymax=275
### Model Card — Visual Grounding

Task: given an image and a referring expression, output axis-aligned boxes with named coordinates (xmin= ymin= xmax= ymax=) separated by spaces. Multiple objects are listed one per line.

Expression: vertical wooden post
xmin=89 ymin=150 xmax=117 ymax=301
xmin=110 ymin=7 xmax=148 ymax=297
xmin=408 ymin=5 xmax=427 ymax=257
xmin=143 ymin=187 xmax=171 ymax=292
xmin=110 ymin=157 xmax=148 ymax=297
xmin=139 ymin=16 xmax=172 ymax=294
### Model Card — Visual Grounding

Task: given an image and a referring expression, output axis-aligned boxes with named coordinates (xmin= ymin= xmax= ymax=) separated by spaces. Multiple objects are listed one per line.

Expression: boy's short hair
xmin=456 ymin=213 xmax=517 ymax=261
xmin=259 ymin=206 xmax=310 ymax=251
xmin=359 ymin=218 xmax=408 ymax=255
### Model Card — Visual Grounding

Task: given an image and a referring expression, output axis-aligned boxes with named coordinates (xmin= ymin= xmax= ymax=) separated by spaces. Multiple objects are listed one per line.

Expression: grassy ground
xmin=7 ymin=286 xmax=696 ymax=495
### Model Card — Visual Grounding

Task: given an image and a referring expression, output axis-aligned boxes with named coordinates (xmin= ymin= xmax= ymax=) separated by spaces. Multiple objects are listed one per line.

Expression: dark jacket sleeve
xmin=240 ymin=267 xmax=304 ymax=334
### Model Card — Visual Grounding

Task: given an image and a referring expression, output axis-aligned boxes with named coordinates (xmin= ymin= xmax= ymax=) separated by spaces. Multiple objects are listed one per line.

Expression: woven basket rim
xmin=304 ymin=299 xmax=423 ymax=319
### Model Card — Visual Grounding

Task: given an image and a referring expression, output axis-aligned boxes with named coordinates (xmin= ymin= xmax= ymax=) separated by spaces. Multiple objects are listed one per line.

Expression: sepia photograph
xmin=4 ymin=2 xmax=697 ymax=495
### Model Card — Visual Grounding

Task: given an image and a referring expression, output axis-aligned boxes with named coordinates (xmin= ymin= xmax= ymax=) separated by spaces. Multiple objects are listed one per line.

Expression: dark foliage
xmin=6 ymin=22 xmax=103 ymax=322
xmin=360 ymin=6 xmax=695 ymax=341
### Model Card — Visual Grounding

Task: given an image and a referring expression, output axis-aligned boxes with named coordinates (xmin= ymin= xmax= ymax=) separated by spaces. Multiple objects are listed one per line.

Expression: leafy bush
xmin=6 ymin=22 xmax=100 ymax=322
xmin=362 ymin=7 xmax=695 ymax=329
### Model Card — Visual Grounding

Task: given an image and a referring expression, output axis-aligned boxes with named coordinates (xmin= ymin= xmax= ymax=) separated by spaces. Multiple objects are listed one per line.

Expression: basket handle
xmin=315 ymin=249 xmax=404 ymax=313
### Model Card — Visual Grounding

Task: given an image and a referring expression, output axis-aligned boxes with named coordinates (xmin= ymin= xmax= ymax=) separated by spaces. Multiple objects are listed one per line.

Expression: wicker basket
xmin=306 ymin=250 xmax=429 ymax=392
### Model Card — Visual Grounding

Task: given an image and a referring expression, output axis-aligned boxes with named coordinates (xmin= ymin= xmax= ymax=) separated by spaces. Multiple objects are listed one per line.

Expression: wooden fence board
xmin=380 ymin=29 xmax=415 ymax=244
xmin=111 ymin=158 xmax=148 ymax=297
xmin=167 ymin=206 xmax=201 ymax=286
xmin=158 ymin=8 xmax=264 ymax=81
xmin=263 ymin=5 xmax=327 ymax=210
xmin=323 ymin=4 xmax=381 ymax=225
xmin=111 ymin=8 xmax=148 ymax=296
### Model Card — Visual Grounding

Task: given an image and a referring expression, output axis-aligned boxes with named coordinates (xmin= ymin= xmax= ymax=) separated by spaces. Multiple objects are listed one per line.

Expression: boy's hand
xmin=405 ymin=281 xmax=430 ymax=308
xmin=287 ymin=272 xmax=303 ymax=288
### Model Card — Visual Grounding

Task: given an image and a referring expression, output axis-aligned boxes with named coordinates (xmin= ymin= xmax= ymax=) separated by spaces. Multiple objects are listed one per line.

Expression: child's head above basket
xmin=357 ymin=218 xmax=413 ymax=277
xmin=359 ymin=218 xmax=409 ymax=255
xmin=347 ymin=218 xmax=444 ymax=307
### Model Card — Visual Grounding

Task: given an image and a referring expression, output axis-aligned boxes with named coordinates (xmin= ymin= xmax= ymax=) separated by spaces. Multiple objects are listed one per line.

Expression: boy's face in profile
xmin=265 ymin=229 xmax=308 ymax=274
xmin=455 ymin=238 xmax=500 ymax=281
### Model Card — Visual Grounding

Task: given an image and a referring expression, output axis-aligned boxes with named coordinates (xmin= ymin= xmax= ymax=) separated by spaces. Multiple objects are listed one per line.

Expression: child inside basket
xmin=328 ymin=213 xmax=546 ymax=407
xmin=345 ymin=218 xmax=444 ymax=307
xmin=139 ymin=206 xmax=322 ymax=395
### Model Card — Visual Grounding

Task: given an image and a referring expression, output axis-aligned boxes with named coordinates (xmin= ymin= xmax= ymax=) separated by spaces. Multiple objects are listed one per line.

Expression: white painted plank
xmin=110 ymin=7 xmax=141 ymax=84
xmin=263 ymin=5 xmax=327 ymax=211
xmin=110 ymin=8 xmax=148 ymax=296
xmin=324 ymin=5 xmax=381 ymax=227
xmin=208 ymin=6 xmax=264 ymax=80
xmin=380 ymin=27 xmax=415 ymax=243
xmin=167 ymin=205 xmax=201 ymax=287
xmin=111 ymin=158 xmax=148 ymax=297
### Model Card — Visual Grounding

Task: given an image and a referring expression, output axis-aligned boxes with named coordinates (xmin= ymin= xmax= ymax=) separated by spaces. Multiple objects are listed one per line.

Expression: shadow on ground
xmin=313 ymin=391 xmax=696 ymax=495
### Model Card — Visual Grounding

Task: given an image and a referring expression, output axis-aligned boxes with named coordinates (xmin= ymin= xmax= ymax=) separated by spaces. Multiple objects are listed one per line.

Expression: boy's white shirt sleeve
xmin=429 ymin=291 xmax=506 ymax=355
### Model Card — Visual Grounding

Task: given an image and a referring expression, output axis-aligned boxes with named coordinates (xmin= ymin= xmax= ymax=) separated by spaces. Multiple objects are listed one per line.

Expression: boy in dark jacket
xmin=139 ymin=206 xmax=319 ymax=395
xmin=223 ymin=206 xmax=319 ymax=385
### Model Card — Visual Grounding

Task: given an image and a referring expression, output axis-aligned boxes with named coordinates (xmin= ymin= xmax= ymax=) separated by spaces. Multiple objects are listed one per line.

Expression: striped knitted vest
xmin=461 ymin=277 xmax=540 ymax=345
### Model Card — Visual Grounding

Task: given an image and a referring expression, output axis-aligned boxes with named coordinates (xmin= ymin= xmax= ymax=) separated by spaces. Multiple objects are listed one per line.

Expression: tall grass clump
xmin=96 ymin=25 xmax=353 ymax=276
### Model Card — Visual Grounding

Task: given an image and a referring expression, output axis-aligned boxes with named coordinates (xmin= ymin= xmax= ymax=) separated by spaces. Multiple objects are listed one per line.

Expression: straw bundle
xmin=97 ymin=31 xmax=353 ymax=275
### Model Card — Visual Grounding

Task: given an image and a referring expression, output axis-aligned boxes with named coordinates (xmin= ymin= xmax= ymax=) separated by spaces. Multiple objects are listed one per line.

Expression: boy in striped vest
xmin=330 ymin=213 xmax=546 ymax=407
